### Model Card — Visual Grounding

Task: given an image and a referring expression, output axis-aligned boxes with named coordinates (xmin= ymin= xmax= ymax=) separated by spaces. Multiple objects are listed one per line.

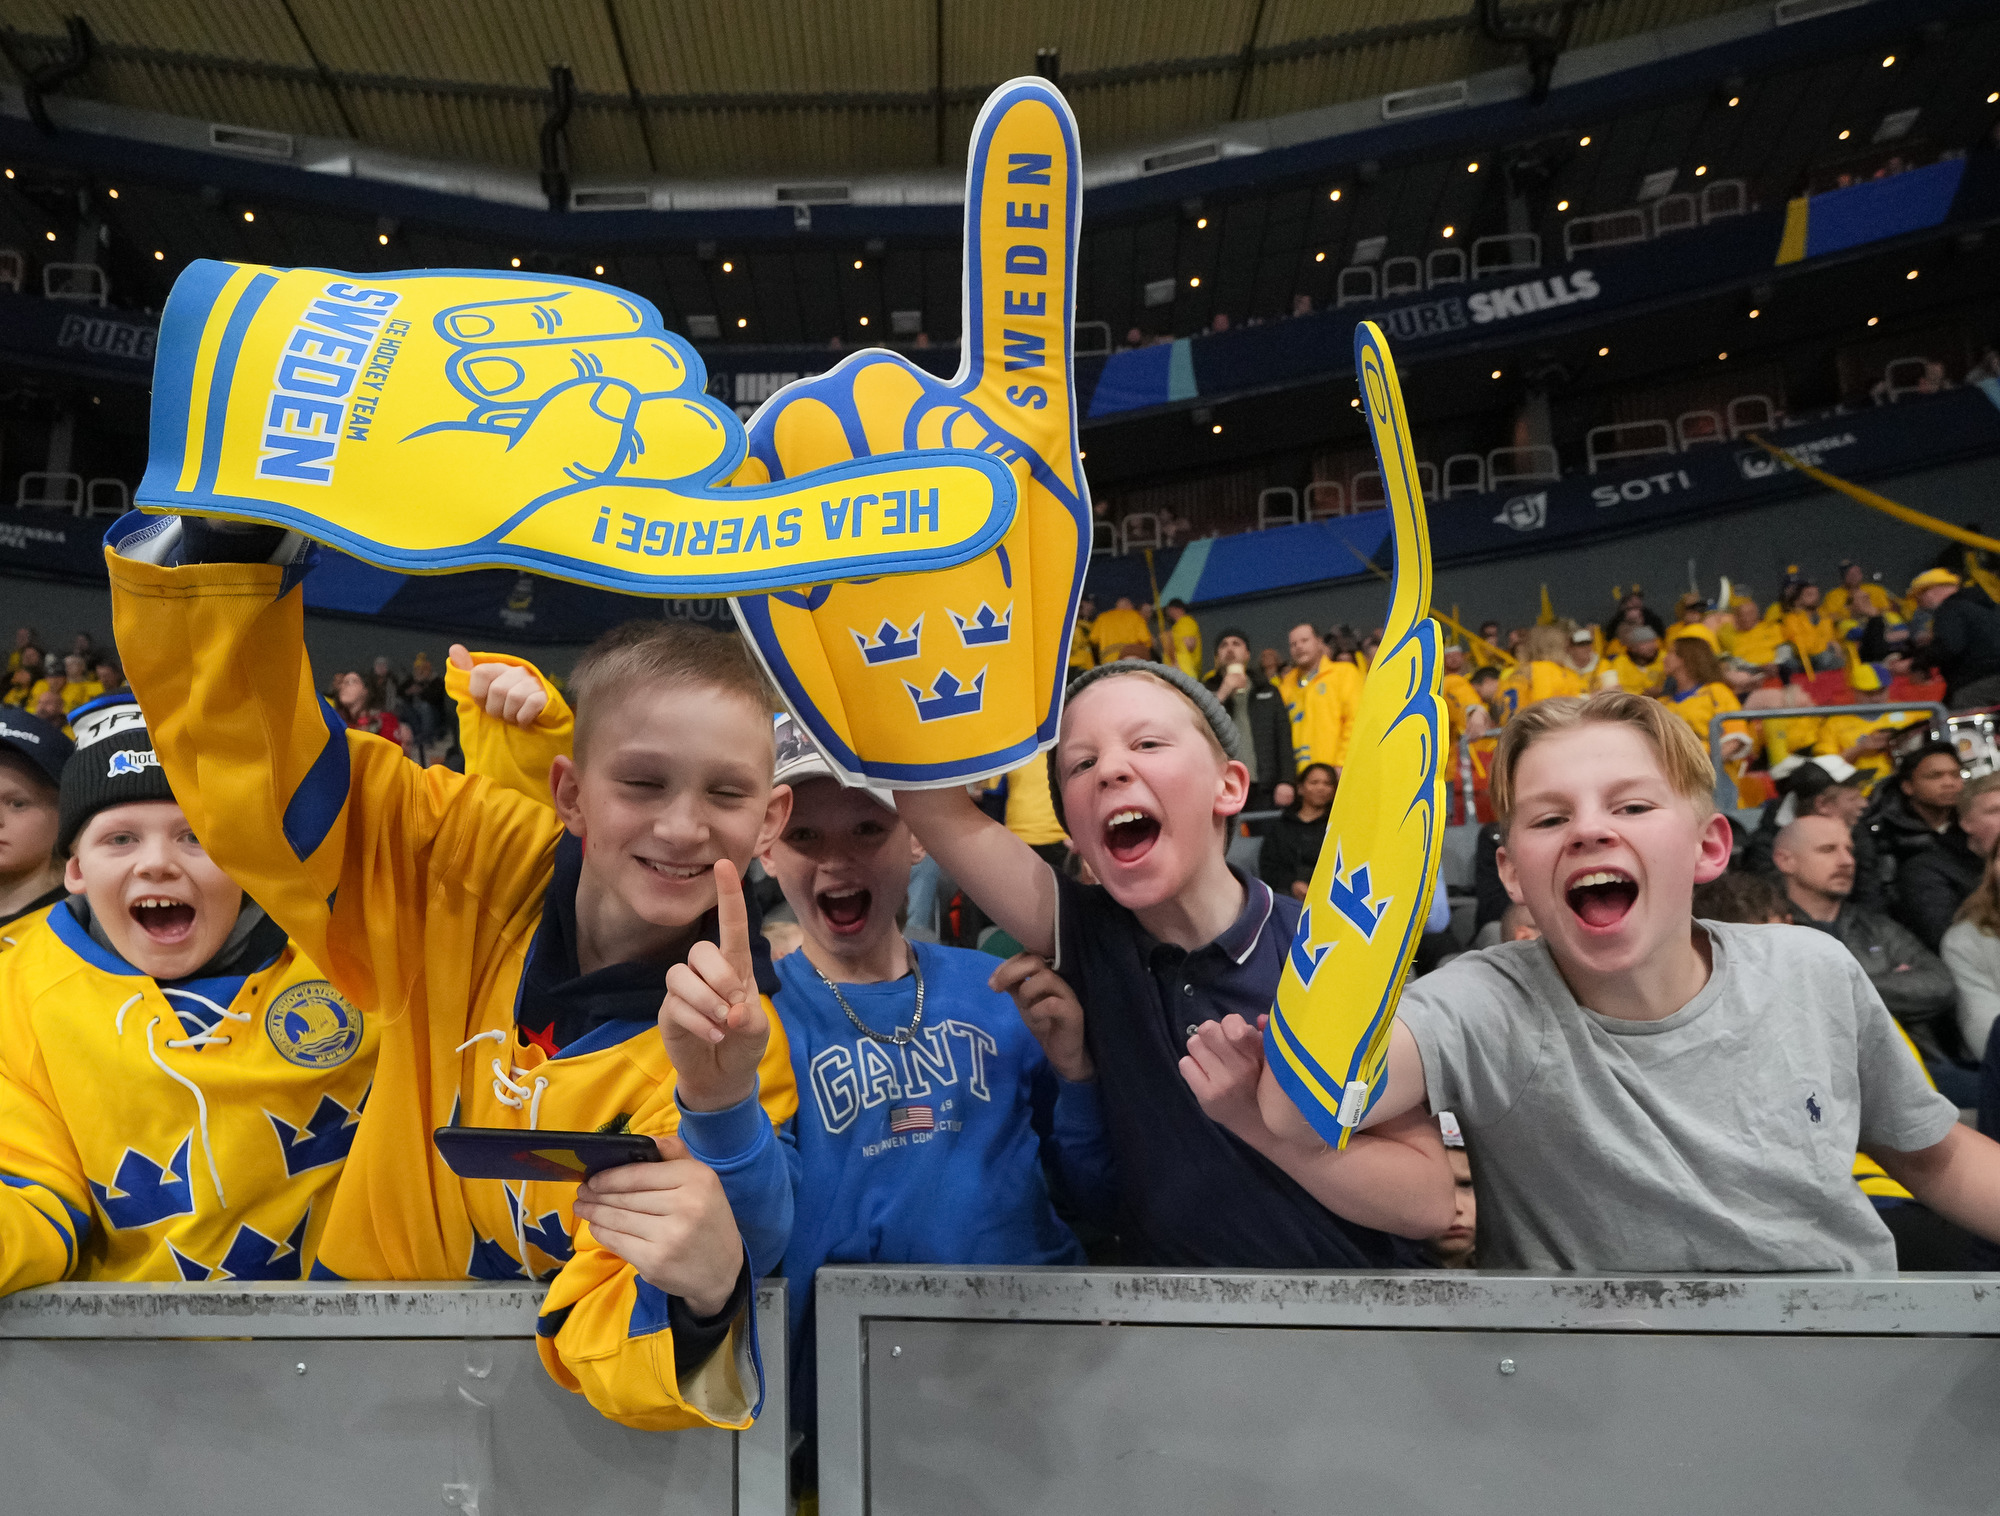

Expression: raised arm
xmin=106 ymin=519 xmax=556 ymax=1011
xmin=896 ymin=784 xmax=1059 ymax=959
xmin=445 ymin=645 xmax=575 ymax=806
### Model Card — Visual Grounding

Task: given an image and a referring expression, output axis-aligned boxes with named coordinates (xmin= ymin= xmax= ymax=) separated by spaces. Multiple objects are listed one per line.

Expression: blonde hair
xmin=1490 ymin=690 xmax=1716 ymax=829
xmin=1956 ymin=844 xmax=2000 ymax=938
xmin=1955 ymin=770 xmax=2000 ymax=820
xmin=568 ymin=620 xmax=779 ymax=763
xmin=1518 ymin=624 xmax=1571 ymax=665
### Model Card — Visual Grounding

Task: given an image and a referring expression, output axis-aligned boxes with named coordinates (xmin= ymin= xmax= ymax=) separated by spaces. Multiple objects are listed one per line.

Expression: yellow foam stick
xmin=728 ymin=77 xmax=1089 ymax=787
xmin=1264 ymin=321 xmax=1448 ymax=1148
xmin=135 ymin=263 xmax=1015 ymax=596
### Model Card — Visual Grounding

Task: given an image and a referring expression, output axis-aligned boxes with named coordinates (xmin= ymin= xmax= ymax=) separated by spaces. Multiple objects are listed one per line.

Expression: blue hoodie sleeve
xmin=1029 ymin=1062 xmax=1118 ymax=1224
xmin=675 ymin=1084 xmax=800 ymax=1276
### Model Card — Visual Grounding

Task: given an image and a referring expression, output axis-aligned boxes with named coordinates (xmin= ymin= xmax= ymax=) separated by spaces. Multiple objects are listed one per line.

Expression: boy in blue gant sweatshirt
xmin=678 ymin=716 xmax=1113 ymax=1466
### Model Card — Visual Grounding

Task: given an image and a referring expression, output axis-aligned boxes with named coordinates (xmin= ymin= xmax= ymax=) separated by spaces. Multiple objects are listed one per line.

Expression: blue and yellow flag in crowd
xmin=135 ymin=263 xmax=1015 ymax=595
xmin=728 ymin=76 xmax=1090 ymax=788
xmin=1264 ymin=321 xmax=1447 ymax=1149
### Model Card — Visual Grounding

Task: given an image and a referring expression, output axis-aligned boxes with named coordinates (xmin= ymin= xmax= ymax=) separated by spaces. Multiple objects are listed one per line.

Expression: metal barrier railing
xmin=1706 ymin=700 xmax=1947 ymax=811
xmin=0 ymin=1280 xmax=789 ymax=1515
xmin=813 ymin=1266 xmax=2000 ymax=1515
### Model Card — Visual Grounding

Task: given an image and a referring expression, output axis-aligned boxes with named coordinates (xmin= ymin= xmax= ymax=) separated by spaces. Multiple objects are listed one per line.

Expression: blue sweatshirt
xmin=776 ymin=939 xmax=1114 ymax=1430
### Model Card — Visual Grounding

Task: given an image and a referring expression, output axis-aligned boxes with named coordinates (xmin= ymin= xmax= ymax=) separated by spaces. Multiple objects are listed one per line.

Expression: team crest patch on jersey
xmin=265 ymin=981 xmax=364 ymax=1069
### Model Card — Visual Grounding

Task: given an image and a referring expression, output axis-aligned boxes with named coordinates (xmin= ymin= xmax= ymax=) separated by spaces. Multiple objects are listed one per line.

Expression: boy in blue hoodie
xmin=675 ymin=716 xmax=1113 ymax=1467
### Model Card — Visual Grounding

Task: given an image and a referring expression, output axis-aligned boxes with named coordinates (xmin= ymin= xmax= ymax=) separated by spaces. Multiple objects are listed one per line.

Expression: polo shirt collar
xmin=1214 ymin=868 xmax=1277 ymax=965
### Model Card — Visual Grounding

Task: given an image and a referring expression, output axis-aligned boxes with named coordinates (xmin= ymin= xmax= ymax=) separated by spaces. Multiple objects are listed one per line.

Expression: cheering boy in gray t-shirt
xmin=1194 ymin=691 xmax=2000 ymax=1271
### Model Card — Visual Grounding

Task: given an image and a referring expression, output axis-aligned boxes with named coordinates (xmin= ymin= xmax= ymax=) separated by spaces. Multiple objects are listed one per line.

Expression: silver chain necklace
xmin=807 ymin=944 xmax=926 ymax=1045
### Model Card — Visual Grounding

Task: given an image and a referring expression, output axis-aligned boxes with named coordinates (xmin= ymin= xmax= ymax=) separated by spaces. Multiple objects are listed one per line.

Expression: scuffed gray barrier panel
xmin=815 ymin=1268 xmax=2000 ymax=1516
xmin=0 ymin=1279 xmax=787 ymax=1516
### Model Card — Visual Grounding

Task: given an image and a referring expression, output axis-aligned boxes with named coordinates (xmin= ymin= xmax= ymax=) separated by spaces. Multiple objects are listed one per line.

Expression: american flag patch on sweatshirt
xmin=888 ymin=1104 xmax=934 ymax=1133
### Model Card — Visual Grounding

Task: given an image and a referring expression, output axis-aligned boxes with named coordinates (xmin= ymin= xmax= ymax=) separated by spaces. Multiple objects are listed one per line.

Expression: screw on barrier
xmin=1498 ymin=1358 xmax=1516 ymax=1375
xmin=891 ymin=1345 xmax=902 ymax=1357
xmin=295 ymin=1362 xmax=307 ymax=1375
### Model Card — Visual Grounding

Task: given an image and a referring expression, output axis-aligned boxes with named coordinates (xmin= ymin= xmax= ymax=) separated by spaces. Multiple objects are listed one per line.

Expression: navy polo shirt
xmin=1052 ymin=865 xmax=1410 ymax=1269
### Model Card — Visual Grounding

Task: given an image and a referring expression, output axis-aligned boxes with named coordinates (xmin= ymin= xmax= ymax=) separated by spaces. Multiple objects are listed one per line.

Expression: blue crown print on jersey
xmin=906 ymin=668 xmax=985 ymax=721
xmin=268 ymin=1093 xmax=362 ymax=1177
xmin=852 ymin=615 xmax=923 ymax=665
xmin=949 ymin=602 xmax=1013 ymax=647
xmin=505 ymin=1186 xmax=575 ymax=1265
xmin=89 ymin=1135 xmax=196 ymax=1231
xmin=468 ymin=1231 xmax=528 ymax=1281
xmin=214 ymin=1209 xmax=312 ymax=1281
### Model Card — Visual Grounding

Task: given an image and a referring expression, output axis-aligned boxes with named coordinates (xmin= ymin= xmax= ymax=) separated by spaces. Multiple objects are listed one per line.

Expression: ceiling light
xmin=44 ymin=231 xmax=56 ymax=242
xmin=1078 ymin=450 xmax=1086 ymax=459
xmin=859 ymin=315 xmax=869 ymax=325
xmin=1838 ymin=129 xmax=1851 ymax=141
xmin=1695 ymin=165 xmax=1708 ymax=177
xmin=1350 ymin=397 xmax=1360 ymax=408
xmin=1718 ymin=351 xmax=1728 ymax=361
xmin=1728 ymin=95 xmax=1740 ymax=107
xmin=1314 ymin=251 xmax=1325 ymax=262
xmin=1578 ymin=134 xmax=1591 ymax=147
xmin=1329 ymin=188 xmax=1342 ymax=201
xmin=1196 ymin=216 xmax=1208 ymax=228
xmin=153 ymin=250 xmax=164 ymax=261
xmin=737 ymin=317 xmax=747 ymax=328
xmin=510 ymin=257 xmax=521 ymax=268
xmin=2 ymin=169 xmax=11 ymax=179
xmin=1748 ymin=308 xmax=1761 ymax=318
xmin=243 ymin=210 xmax=255 ymax=222
xmin=1490 ymin=369 xmax=1502 ymax=379
xmin=1598 ymin=346 xmax=1610 ymax=356
xmin=107 ymin=188 xmax=118 ymax=199
xmin=1557 ymin=198 xmax=1570 ymax=211
xmin=1867 ymin=316 xmax=1879 ymax=326
xmin=722 ymin=260 xmax=733 ymax=272
xmin=1881 ymin=54 xmax=1895 ymax=68
xmin=594 ymin=264 xmax=605 ymax=275
xmin=1906 ymin=268 xmax=1919 ymax=280
xmin=378 ymin=233 xmax=390 ymax=245
xmin=1189 ymin=276 xmax=1200 ymax=287
xmin=853 ymin=259 xmax=863 ymax=269
xmin=1442 ymin=225 xmax=1455 ymax=238
xmin=1467 ymin=162 xmax=1479 ymax=173
xmin=1990 ymin=93 xmax=2000 ymax=104
xmin=1211 ymin=424 xmax=1223 ymax=434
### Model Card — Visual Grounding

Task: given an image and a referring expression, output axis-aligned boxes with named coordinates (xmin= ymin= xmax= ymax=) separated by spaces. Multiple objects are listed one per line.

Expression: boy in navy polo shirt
xmin=900 ymin=661 xmax=1448 ymax=1268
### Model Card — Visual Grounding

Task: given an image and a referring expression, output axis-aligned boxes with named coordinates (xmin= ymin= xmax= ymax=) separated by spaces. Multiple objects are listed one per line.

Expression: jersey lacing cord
xmin=455 ymin=1029 xmax=552 ymax=1281
xmin=114 ymin=990 xmax=240 ymax=1211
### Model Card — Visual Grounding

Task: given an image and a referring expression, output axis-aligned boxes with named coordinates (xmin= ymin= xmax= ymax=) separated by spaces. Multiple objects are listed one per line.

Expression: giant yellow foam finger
xmin=1264 ymin=322 xmax=1448 ymax=1148
xmin=135 ymin=264 xmax=1015 ymax=595
xmin=730 ymin=77 xmax=1089 ymax=786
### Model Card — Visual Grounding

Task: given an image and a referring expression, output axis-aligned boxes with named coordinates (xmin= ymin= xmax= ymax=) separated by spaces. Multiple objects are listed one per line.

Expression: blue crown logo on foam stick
xmin=948 ymin=602 xmax=1013 ymax=647
xmin=905 ymin=668 xmax=985 ymax=722
xmin=852 ymin=615 xmax=923 ymax=665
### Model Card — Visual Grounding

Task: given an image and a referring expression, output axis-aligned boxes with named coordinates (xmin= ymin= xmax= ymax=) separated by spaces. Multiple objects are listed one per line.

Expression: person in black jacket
xmin=1258 ymin=763 xmax=1335 ymax=900
xmin=1866 ymin=740 xmax=1966 ymax=904
xmin=1894 ymin=571 xmax=2000 ymax=708
xmin=1203 ymin=628 xmax=1295 ymax=817
xmin=1900 ymin=771 xmax=2000 ymax=949
xmin=1746 ymin=755 xmax=1887 ymax=910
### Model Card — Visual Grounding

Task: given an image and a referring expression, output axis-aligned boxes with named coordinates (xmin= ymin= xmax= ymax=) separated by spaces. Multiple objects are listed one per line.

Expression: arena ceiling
xmin=0 ymin=0 xmax=1754 ymax=179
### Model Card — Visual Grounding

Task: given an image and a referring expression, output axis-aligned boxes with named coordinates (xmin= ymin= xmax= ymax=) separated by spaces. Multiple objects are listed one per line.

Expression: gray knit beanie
xmin=1045 ymin=659 xmax=1244 ymax=832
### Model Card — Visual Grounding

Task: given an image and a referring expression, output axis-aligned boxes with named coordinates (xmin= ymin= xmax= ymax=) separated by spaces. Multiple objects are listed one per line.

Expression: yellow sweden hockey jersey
xmin=0 ymin=904 xmax=374 ymax=1294
xmin=109 ymin=546 xmax=798 ymax=1432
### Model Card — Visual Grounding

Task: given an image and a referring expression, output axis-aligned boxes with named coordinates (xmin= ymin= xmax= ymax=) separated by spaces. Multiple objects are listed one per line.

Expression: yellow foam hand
xmin=1264 ymin=322 xmax=1448 ymax=1149
xmin=135 ymin=264 xmax=1014 ymax=594
xmin=729 ymin=77 xmax=1088 ymax=786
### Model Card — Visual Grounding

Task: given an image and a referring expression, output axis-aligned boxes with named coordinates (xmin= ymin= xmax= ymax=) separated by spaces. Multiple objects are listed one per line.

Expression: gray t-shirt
xmin=1398 ymin=921 xmax=1960 ymax=1272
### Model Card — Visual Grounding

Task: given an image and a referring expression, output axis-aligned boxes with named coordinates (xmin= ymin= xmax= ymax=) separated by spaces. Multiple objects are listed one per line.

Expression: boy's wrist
xmin=674 ymin=1084 xmax=766 ymax=1162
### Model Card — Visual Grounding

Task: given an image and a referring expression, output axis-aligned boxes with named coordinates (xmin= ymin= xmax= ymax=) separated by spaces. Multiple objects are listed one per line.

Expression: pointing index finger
xmin=711 ymin=857 xmax=753 ymax=995
xmin=960 ymin=77 xmax=1082 ymax=495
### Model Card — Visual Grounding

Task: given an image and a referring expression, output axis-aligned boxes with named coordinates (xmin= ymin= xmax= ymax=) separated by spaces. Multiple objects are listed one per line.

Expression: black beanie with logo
xmin=58 ymin=694 xmax=176 ymax=855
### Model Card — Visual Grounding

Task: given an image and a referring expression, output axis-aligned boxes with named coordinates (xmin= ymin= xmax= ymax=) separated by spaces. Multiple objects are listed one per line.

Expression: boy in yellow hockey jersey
xmin=108 ymin=516 xmax=798 ymax=1431
xmin=0 ymin=694 xmax=378 ymax=1294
